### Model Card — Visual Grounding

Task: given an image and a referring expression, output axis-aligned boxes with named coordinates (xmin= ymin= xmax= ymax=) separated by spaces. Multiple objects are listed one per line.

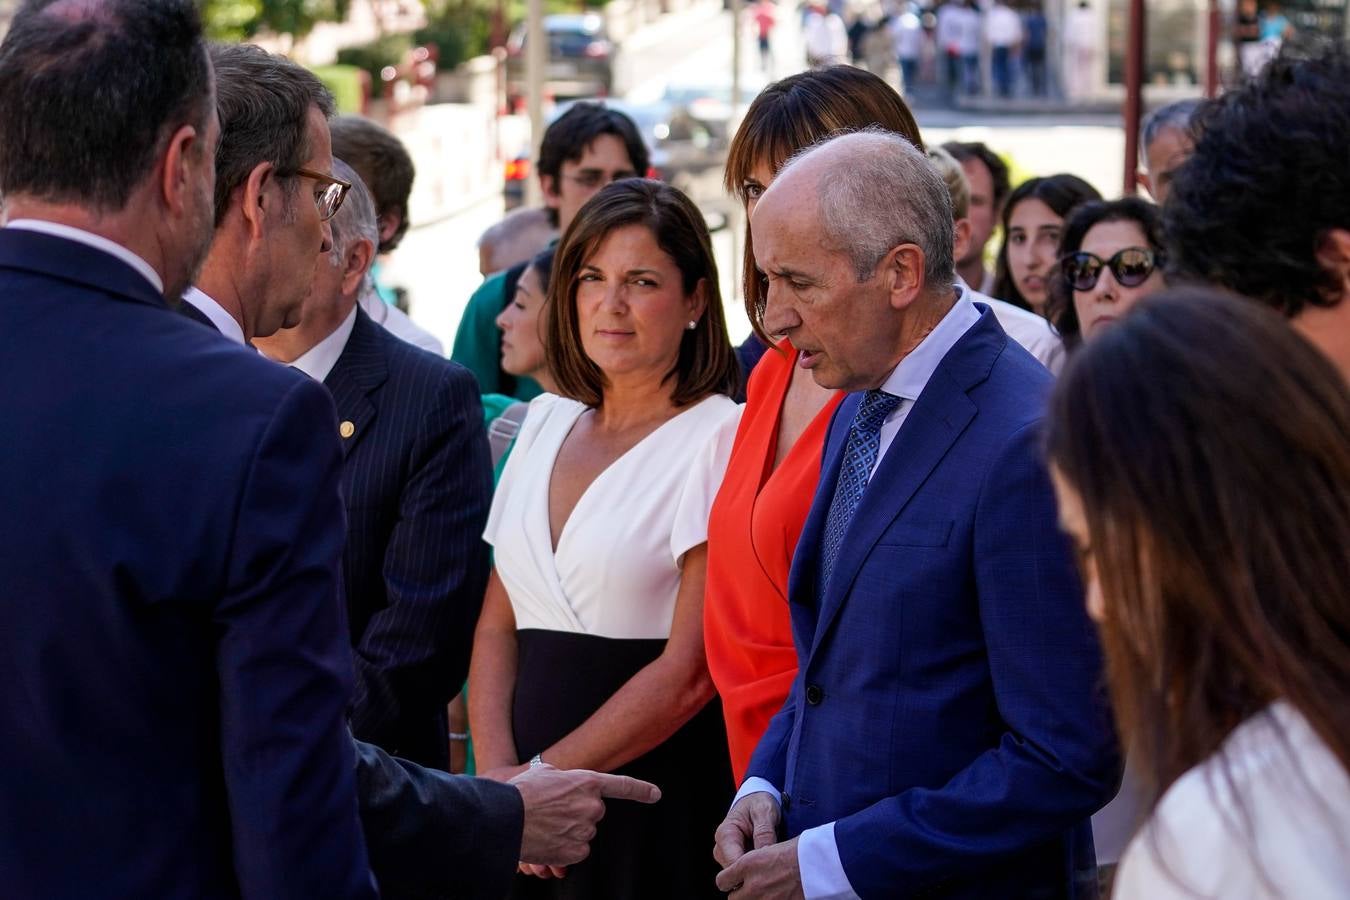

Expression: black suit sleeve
xmin=354 ymin=737 xmax=523 ymax=899
xmin=349 ymin=364 xmax=493 ymax=751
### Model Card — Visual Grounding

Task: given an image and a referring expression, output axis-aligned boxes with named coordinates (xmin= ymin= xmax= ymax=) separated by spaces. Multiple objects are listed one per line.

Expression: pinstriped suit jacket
xmin=327 ymin=308 xmax=493 ymax=771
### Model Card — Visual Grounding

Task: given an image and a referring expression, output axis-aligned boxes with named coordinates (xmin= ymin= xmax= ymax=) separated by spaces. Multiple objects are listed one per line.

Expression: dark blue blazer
xmin=326 ymin=307 xmax=492 ymax=770
xmin=0 ymin=229 xmax=376 ymax=898
xmin=746 ymin=307 xmax=1118 ymax=899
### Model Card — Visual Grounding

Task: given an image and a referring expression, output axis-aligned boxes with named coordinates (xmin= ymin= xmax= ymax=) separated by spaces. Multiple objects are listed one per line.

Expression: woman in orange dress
xmin=704 ymin=66 xmax=926 ymax=781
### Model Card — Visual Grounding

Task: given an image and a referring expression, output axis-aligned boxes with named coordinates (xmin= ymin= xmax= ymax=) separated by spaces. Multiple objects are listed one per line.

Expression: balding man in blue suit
xmin=713 ymin=132 xmax=1118 ymax=899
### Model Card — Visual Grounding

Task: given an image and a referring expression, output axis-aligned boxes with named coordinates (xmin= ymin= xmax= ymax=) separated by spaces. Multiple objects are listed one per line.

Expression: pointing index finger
xmin=592 ymin=772 xmax=661 ymax=804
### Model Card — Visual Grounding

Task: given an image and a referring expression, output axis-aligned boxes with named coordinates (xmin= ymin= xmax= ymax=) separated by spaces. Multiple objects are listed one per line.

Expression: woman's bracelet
xmin=447 ymin=731 xmax=470 ymax=742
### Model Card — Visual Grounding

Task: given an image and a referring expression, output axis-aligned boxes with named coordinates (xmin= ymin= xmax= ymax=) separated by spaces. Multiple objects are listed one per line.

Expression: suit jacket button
xmin=805 ymin=684 xmax=824 ymax=705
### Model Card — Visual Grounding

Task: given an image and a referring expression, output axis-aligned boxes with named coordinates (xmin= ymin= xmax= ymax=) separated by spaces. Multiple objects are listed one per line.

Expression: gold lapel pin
xmin=339 ymin=421 xmax=355 ymax=439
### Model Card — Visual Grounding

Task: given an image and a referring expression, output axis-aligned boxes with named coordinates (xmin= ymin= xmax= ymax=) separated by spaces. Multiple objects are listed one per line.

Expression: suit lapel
xmin=323 ymin=308 xmax=387 ymax=456
xmin=807 ymin=369 xmax=977 ymax=658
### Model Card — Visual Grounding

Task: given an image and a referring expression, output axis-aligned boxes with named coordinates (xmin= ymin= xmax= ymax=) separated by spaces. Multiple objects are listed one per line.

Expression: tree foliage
xmin=200 ymin=0 xmax=351 ymax=41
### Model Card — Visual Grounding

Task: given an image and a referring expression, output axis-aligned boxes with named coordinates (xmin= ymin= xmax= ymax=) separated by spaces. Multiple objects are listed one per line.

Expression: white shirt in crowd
xmin=288 ymin=305 xmax=358 ymax=382
xmin=182 ymin=286 xmax=247 ymax=346
xmin=358 ymin=287 xmax=444 ymax=356
xmin=957 ymin=276 xmax=1066 ymax=374
xmin=1065 ymin=4 xmax=1100 ymax=52
xmin=1113 ymin=701 xmax=1350 ymax=899
xmin=803 ymin=9 xmax=849 ymax=63
xmin=889 ymin=10 xmax=924 ymax=60
xmin=936 ymin=3 xmax=980 ymax=56
xmin=984 ymin=3 xmax=1024 ymax=48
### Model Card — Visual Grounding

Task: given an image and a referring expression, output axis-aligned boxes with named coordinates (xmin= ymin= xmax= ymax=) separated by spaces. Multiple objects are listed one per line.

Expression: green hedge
xmin=310 ymin=64 xmax=366 ymax=114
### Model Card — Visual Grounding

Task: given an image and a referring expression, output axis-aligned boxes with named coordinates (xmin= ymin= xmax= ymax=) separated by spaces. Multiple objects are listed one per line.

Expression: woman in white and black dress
xmin=469 ymin=179 xmax=742 ymax=899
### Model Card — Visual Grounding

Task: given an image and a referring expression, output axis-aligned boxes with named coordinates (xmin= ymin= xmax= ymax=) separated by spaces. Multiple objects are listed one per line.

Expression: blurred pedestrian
xmin=330 ymin=114 xmax=444 ymax=355
xmin=803 ymin=0 xmax=849 ymax=67
xmin=1047 ymin=288 xmax=1350 ymax=899
xmin=254 ymin=160 xmax=493 ymax=774
xmin=452 ymin=103 xmax=648 ymax=399
xmin=1165 ymin=49 xmax=1350 ymax=382
xmin=927 ymin=145 xmax=1065 ymax=370
xmin=711 ymin=65 xmax=923 ymax=783
xmin=714 ymin=129 xmax=1117 ymax=899
xmin=993 ymin=174 xmax=1101 ymax=316
xmin=751 ymin=0 xmax=777 ymax=71
xmin=1234 ymin=0 xmax=1263 ymax=76
xmin=936 ymin=0 xmax=979 ymax=97
xmin=1065 ymin=0 xmax=1099 ymax=100
xmin=1022 ymin=3 xmax=1049 ymax=95
xmin=1046 ymin=198 xmax=1166 ymax=349
xmin=943 ymin=140 xmax=1010 ymax=295
xmin=890 ymin=4 xmax=925 ymax=93
xmin=984 ymin=0 xmax=1023 ymax=98
xmin=469 ymin=179 xmax=741 ymax=899
xmin=1137 ymin=98 xmax=1200 ymax=204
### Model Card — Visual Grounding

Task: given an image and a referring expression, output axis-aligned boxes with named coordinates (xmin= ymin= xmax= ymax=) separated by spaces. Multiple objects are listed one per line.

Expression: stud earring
xmin=686 ymin=320 xmax=697 ymax=330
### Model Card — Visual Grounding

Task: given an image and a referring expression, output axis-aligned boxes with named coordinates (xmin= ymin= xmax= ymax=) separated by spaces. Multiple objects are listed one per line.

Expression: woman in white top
xmin=469 ymin=179 xmax=742 ymax=899
xmin=1047 ymin=287 xmax=1350 ymax=899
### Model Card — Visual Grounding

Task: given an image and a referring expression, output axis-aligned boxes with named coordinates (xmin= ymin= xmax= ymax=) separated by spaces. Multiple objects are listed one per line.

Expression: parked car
xmin=505 ymin=14 xmax=615 ymax=109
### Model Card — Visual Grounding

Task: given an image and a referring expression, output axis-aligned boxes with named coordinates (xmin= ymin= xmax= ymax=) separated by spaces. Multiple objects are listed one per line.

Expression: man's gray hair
xmin=1140 ymin=98 xmax=1202 ymax=164
xmin=328 ymin=158 xmax=379 ymax=275
xmin=788 ymin=128 xmax=955 ymax=290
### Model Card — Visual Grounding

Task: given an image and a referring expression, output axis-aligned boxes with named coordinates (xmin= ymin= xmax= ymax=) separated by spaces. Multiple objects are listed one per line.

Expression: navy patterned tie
xmin=819 ymin=389 xmax=903 ymax=593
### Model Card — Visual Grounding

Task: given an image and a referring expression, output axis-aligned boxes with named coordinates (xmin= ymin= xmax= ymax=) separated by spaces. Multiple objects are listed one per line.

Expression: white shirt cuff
xmin=798 ymin=822 xmax=860 ymax=900
xmin=731 ymin=776 xmax=781 ymax=809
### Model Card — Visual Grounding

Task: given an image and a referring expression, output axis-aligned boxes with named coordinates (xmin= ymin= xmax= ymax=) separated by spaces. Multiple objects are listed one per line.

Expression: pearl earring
xmin=686 ymin=320 xmax=697 ymax=330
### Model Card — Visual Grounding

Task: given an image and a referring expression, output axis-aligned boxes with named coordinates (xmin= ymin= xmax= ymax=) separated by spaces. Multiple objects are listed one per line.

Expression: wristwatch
xmin=528 ymin=753 xmax=545 ymax=768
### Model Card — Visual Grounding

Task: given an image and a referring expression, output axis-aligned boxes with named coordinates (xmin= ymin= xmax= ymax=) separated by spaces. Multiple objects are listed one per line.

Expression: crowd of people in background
xmin=3 ymin=0 xmax=1350 ymax=898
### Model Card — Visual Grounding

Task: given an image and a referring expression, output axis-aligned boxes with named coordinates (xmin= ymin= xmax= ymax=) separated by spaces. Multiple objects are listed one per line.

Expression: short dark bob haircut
xmin=546 ymin=179 xmax=739 ymax=408
xmin=993 ymin=174 xmax=1101 ymax=312
xmin=1165 ymin=48 xmax=1350 ymax=317
xmin=1047 ymin=197 xmax=1164 ymax=348
xmin=724 ymin=65 xmax=922 ymax=344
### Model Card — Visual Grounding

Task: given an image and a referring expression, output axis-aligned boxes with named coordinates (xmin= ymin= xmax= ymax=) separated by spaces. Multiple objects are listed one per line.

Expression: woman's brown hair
xmin=546 ymin=178 xmax=739 ymax=408
xmin=724 ymin=65 xmax=923 ymax=344
xmin=1046 ymin=287 xmax=1350 ymax=808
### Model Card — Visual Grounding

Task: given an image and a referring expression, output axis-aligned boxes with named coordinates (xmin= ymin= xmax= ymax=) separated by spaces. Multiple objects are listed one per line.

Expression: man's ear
xmin=1314 ymin=228 xmax=1350 ymax=305
xmin=953 ymin=218 xmax=974 ymax=266
xmin=159 ymin=123 xmax=200 ymax=217
xmin=885 ymin=243 xmax=926 ymax=311
xmin=540 ymin=173 xmax=561 ymax=210
xmin=376 ymin=210 xmax=400 ymax=246
xmin=239 ymin=161 xmax=277 ymax=240
xmin=342 ymin=237 xmax=376 ymax=297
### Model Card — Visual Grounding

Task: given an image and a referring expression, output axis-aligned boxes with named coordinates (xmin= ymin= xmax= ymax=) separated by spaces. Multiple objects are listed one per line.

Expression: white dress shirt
xmin=181 ymin=286 xmax=246 ymax=346
xmin=1114 ymin=701 xmax=1350 ymax=898
xmin=733 ymin=289 xmax=982 ymax=900
xmin=5 ymin=219 xmax=164 ymax=294
xmin=956 ymin=275 xmax=1065 ymax=374
xmin=285 ymin=305 xmax=358 ymax=383
xmin=984 ymin=4 xmax=1024 ymax=47
xmin=358 ymin=288 xmax=445 ymax=356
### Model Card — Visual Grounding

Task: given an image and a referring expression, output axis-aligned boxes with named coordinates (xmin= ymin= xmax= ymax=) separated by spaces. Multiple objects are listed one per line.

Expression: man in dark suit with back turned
xmin=714 ymin=131 xmax=1118 ymax=899
xmin=0 ymin=2 xmax=375 ymax=896
xmin=256 ymin=159 xmax=492 ymax=771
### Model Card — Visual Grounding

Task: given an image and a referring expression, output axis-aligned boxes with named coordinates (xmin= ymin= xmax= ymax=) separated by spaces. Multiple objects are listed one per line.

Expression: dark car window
xmin=551 ymin=29 xmax=596 ymax=56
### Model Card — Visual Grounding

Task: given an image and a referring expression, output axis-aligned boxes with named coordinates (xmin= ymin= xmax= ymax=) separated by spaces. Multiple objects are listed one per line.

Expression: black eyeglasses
xmin=287 ymin=167 xmax=352 ymax=221
xmin=1061 ymin=247 xmax=1161 ymax=292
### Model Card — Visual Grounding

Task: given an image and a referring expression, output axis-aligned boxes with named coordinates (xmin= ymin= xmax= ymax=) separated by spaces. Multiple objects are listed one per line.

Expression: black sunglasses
xmin=1060 ymin=247 xmax=1161 ymax=292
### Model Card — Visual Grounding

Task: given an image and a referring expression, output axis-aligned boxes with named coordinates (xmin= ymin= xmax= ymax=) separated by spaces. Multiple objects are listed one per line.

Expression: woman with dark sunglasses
xmin=1047 ymin=197 xmax=1166 ymax=347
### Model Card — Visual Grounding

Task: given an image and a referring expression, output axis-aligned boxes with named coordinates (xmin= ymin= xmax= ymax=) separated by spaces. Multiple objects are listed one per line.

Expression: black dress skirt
xmin=508 ymin=628 xmax=734 ymax=900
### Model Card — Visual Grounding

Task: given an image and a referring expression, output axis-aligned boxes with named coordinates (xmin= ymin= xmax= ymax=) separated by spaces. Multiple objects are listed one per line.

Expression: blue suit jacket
xmin=746 ymin=308 xmax=1118 ymax=898
xmin=326 ymin=308 xmax=493 ymax=770
xmin=0 ymin=230 xmax=376 ymax=899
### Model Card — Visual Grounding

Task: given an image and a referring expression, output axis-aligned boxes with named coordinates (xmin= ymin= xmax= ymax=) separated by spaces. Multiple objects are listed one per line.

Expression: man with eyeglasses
xmin=451 ymin=102 xmax=650 ymax=398
xmin=255 ymin=159 xmax=493 ymax=776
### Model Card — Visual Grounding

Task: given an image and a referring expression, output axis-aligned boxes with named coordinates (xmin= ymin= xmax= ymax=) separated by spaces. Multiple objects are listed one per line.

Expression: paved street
xmin=383 ymin=4 xmax=1128 ymax=354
